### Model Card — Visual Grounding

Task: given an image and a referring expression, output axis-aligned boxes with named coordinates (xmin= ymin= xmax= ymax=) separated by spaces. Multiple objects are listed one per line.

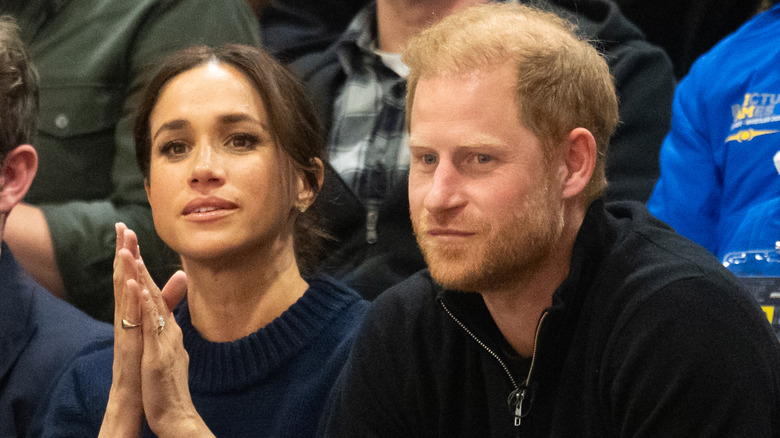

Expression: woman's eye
xmin=229 ymin=133 xmax=261 ymax=150
xmin=160 ymin=141 xmax=187 ymax=157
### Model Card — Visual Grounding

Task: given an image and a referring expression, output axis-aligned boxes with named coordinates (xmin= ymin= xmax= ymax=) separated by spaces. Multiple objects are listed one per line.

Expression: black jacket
xmin=319 ymin=201 xmax=780 ymax=437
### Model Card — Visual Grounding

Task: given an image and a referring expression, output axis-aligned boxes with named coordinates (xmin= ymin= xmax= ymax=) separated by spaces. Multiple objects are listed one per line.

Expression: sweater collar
xmin=178 ymin=275 xmax=361 ymax=394
xmin=437 ymin=200 xmax=610 ymax=351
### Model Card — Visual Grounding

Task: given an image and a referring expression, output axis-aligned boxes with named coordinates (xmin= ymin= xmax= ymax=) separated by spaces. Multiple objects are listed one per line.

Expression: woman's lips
xmin=182 ymin=197 xmax=238 ymax=218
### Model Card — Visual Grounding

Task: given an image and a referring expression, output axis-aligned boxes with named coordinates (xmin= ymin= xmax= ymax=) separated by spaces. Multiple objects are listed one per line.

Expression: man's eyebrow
xmin=409 ymin=138 xmax=506 ymax=149
xmin=408 ymin=140 xmax=427 ymax=149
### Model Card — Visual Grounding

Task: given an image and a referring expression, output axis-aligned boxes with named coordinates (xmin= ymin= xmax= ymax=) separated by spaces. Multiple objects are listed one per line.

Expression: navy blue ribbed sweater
xmin=41 ymin=275 xmax=367 ymax=437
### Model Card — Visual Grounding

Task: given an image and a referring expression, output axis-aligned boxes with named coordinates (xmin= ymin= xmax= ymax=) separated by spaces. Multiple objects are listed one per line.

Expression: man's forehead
xmin=415 ymin=63 xmax=516 ymax=87
xmin=408 ymin=132 xmax=507 ymax=150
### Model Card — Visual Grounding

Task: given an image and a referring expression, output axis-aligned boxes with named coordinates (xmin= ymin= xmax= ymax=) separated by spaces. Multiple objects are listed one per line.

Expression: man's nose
xmin=423 ymin=161 xmax=465 ymax=214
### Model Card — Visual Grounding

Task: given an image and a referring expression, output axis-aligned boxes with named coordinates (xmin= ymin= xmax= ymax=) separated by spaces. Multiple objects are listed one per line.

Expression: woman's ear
xmin=561 ymin=128 xmax=597 ymax=200
xmin=144 ymin=178 xmax=151 ymax=201
xmin=295 ymin=157 xmax=324 ymax=211
xmin=0 ymin=145 xmax=38 ymax=215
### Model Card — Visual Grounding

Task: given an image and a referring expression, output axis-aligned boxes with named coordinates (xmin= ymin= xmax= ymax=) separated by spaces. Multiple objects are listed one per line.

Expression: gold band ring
xmin=121 ymin=318 xmax=141 ymax=330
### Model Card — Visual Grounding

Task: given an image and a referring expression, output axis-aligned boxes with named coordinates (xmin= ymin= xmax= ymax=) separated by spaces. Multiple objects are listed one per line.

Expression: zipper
xmin=365 ymin=199 xmax=380 ymax=244
xmin=508 ymin=311 xmax=548 ymax=426
xmin=440 ymin=300 xmax=549 ymax=429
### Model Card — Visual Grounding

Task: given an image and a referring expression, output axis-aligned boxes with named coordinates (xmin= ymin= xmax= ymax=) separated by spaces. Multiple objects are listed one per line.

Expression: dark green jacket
xmin=6 ymin=0 xmax=261 ymax=321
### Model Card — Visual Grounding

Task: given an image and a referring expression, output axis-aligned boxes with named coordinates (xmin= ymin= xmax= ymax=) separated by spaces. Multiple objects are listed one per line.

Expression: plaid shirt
xmin=329 ymin=3 xmax=410 ymax=206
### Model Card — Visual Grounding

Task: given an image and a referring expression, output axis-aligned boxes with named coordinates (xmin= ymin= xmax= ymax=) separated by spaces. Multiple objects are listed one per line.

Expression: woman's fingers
xmin=140 ymin=282 xmax=172 ymax=349
xmin=115 ymin=275 xmax=143 ymax=373
xmin=109 ymin=223 xmax=144 ymax=406
xmin=101 ymin=223 xmax=148 ymax=436
xmin=113 ymin=223 xmax=125 ymax=268
xmin=123 ymin=227 xmax=140 ymax=259
xmin=121 ymin=277 xmax=142 ymax=333
xmin=112 ymin=223 xmax=128 ymax=325
xmin=113 ymin=224 xmax=144 ymax=329
xmin=135 ymin=255 xmax=165 ymax=311
xmin=161 ymin=270 xmax=188 ymax=314
xmin=100 ymin=275 xmax=145 ymax=437
xmin=138 ymin=286 xmax=201 ymax=435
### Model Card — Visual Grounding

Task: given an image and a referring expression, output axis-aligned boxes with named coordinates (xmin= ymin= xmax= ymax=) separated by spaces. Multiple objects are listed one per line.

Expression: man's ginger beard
xmin=413 ymin=175 xmax=565 ymax=293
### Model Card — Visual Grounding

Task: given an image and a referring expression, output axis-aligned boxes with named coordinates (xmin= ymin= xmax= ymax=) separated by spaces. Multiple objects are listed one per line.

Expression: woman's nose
xmin=189 ymin=145 xmax=225 ymax=187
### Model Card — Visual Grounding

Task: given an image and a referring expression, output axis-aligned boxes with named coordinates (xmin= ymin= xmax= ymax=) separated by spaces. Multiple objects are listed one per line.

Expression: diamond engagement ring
xmin=156 ymin=316 xmax=166 ymax=334
xmin=121 ymin=319 xmax=141 ymax=330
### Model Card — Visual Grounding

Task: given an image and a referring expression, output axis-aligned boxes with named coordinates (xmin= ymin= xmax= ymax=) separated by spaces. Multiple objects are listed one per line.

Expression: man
xmin=0 ymin=16 xmax=112 ymax=438
xmin=0 ymin=0 xmax=260 ymax=322
xmin=292 ymin=0 xmax=674 ymax=299
xmin=318 ymin=4 xmax=780 ymax=436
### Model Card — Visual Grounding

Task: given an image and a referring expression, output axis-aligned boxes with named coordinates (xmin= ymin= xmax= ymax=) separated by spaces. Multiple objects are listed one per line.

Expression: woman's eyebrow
xmin=153 ymin=119 xmax=189 ymax=141
xmin=218 ymin=113 xmax=266 ymax=128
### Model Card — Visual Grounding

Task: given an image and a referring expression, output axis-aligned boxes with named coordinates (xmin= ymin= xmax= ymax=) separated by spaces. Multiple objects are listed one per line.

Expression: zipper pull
xmin=507 ymin=388 xmax=526 ymax=427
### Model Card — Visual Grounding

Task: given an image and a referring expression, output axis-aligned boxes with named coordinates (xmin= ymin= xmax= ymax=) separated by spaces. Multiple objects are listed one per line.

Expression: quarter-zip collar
xmin=438 ymin=293 xmax=550 ymax=430
xmin=435 ymin=200 xmax=610 ymax=431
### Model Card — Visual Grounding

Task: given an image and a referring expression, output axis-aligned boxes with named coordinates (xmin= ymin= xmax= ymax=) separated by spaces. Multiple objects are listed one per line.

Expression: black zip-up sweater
xmin=319 ymin=201 xmax=780 ymax=437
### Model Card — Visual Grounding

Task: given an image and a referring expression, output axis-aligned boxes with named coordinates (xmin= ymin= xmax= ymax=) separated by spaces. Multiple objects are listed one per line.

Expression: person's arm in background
xmin=5 ymin=0 xmax=261 ymax=322
xmin=574 ymin=0 xmax=676 ymax=203
xmin=604 ymin=35 xmax=675 ymax=203
xmin=5 ymin=205 xmax=62 ymax=294
xmin=646 ymin=67 xmax=721 ymax=255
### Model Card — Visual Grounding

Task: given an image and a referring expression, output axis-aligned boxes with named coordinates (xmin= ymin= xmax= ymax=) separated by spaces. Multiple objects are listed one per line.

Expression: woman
xmin=42 ymin=45 xmax=367 ymax=437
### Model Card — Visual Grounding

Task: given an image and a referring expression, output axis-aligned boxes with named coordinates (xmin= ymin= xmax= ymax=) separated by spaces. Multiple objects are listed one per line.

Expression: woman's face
xmin=146 ymin=62 xmax=304 ymax=263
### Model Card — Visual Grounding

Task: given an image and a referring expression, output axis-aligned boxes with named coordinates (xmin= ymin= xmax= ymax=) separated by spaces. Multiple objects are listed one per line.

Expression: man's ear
xmin=295 ymin=157 xmax=325 ymax=210
xmin=0 ymin=145 xmax=38 ymax=214
xmin=561 ymin=127 xmax=597 ymax=200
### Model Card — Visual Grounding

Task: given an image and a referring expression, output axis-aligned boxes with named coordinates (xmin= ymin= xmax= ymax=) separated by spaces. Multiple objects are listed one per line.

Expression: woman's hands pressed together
xmin=99 ymin=223 xmax=213 ymax=438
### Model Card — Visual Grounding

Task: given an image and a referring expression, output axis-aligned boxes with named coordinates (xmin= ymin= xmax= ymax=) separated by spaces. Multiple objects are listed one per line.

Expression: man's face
xmin=408 ymin=63 xmax=565 ymax=293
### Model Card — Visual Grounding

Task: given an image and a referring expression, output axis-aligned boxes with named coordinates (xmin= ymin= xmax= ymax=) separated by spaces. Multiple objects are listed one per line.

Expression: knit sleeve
xmin=40 ymin=342 xmax=114 ymax=437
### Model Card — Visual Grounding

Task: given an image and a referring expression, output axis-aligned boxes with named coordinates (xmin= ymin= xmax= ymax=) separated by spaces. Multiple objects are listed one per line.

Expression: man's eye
xmin=476 ymin=154 xmax=492 ymax=164
xmin=422 ymin=154 xmax=437 ymax=165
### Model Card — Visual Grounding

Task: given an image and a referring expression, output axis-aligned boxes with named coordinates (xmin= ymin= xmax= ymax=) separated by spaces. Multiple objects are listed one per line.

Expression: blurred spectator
xmin=615 ymin=0 xmax=766 ymax=79
xmin=259 ymin=0 xmax=369 ymax=63
xmin=0 ymin=15 xmax=112 ymax=438
xmin=291 ymin=0 xmax=675 ymax=299
xmin=0 ymin=0 xmax=261 ymax=322
xmin=648 ymin=2 xmax=780 ymax=276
